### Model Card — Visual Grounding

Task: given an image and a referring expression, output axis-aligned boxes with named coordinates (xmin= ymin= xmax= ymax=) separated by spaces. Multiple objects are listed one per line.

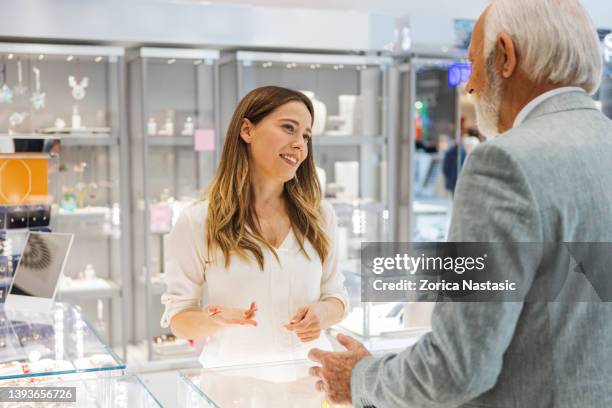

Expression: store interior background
xmin=0 ymin=0 xmax=611 ymax=406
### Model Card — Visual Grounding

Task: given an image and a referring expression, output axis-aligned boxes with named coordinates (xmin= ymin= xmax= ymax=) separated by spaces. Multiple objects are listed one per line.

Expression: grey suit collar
xmin=522 ymin=90 xmax=598 ymax=124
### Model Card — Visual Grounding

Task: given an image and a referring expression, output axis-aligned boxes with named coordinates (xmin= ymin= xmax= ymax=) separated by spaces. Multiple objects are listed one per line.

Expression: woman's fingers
xmin=238 ymin=318 xmax=258 ymax=326
xmin=218 ymin=316 xmax=258 ymax=326
xmin=297 ymin=329 xmax=321 ymax=342
xmin=288 ymin=305 xmax=309 ymax=325
xmin=288 ymin=312 xmax=319 ymax=332
xmin=204 ymin=305 xmax=221 ymax=316
xmin=298 ymin=333 xmax=321 ymax=342
xmin=244 ymin=301 xmax=258 ymax=319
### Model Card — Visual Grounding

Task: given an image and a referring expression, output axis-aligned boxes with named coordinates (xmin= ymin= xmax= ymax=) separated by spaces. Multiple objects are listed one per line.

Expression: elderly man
xmin=309 ymin=0 xmax=612 ymax=407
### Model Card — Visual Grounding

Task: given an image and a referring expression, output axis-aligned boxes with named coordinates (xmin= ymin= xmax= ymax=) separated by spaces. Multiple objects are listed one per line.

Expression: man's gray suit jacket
xmin=351 ymin=90 xmax=612 ymax=407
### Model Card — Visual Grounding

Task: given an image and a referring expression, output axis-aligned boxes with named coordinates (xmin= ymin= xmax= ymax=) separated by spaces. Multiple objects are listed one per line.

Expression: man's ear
xmin=240 ymin=118 xmax=254 ymax=143
xmin=497 ymin=32 xmax=518 ymax=79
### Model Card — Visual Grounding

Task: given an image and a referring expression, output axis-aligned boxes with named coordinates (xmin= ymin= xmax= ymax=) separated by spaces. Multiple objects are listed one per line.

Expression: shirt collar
xmin=513 ymin=87 xmax=586 ymax=128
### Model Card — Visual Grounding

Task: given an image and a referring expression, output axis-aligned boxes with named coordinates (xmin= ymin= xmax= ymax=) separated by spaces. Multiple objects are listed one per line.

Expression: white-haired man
xmin=309 ymin=0 xmax=612 ymax=406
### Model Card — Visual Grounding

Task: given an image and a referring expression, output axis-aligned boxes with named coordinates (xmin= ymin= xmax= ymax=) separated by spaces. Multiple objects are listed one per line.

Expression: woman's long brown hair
xmin=204 ymin=86 xmax=329 ymax=269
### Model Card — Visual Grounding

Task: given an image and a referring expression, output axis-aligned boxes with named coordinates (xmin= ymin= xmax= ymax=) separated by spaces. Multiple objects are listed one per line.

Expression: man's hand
xmin=308 ymin=333 xmax=372 ymax=404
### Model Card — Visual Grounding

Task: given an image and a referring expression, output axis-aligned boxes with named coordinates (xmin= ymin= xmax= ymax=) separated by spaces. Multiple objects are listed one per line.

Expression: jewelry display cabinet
xmin=128 ymin=47 xmax=221 ymax=362
xmin=0 ymin=43 xmax=130 ymax=359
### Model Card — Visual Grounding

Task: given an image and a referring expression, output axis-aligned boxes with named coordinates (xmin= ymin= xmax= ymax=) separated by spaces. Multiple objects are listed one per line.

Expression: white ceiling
xmin=173 ymin=0 xmax=612 ymax=27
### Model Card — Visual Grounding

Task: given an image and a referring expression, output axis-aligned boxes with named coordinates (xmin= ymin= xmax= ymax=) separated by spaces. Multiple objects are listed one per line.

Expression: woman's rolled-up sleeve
xmin=160 ymin=204 xmax=207 ymax=328
xmin=319 ymin=201 xmax=350 ymax=319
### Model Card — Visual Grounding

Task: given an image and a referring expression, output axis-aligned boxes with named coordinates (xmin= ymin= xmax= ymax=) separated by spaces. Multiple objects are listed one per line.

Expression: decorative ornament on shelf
xmin=71 ymin=105 xmax=82 ymax=129
xmin=54 ymin=117 xmax=66 ymax=130
xmin=147 ymin=117 xmax=157 ymax=136
xmin=60 ymin=187 xmax=78 ymax=212
xmin=30 ymin=67 xmax=46 ymax=110
xmin=13 ymin=59 xmax=27 ymax=96
xmin=83 ymin=264 xmax=96 ymax=280
xmin=87 ymin=181 xmax=98 ymax=202
xmin=8 ymin=112 xmax=27 ymax=134
xmin=0 ymin=61 xmax=13 ymax=104
xmin=181 ymin=116 xmax=194 ymax=135
xmin=69 ymin=60 xmax=88 ymax=100
xmin=299 ymin=90 xmax=326 ymax=136
xmin=325 ymin=95 xmax=362 ymax=136
xmin=69 ymin=75 xmax=88 ymax=100
xmin=158 ymin=110 xmax=175 ymax=136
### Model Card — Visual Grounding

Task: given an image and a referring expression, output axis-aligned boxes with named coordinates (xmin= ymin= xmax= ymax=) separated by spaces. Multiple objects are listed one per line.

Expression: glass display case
xmin=396 ymin=56 xmax=475 ymax=243
xmin=0 ymin=303 xmax=160 ymax=407
xmin=0 ymin=42 xmax=130 ymax=358
xmin=0 ymin=303 xmax=124 ymax=383
xmin=178 ymin=360 xmax=349 ymax=408
xmin=48 ymin=374 xmax=162 ymax=408
xmin=128 ymin=47 xmax=221 ymax=361
xmin=359 ymin=55 xmax=472 ymax=346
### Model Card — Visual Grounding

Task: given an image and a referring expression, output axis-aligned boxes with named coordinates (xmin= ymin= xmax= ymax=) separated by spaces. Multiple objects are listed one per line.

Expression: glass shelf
xmin=0 ymin=302 xmax=125 ymax=384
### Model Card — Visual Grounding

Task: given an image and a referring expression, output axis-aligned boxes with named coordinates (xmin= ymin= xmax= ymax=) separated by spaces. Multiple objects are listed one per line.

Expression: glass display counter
xmin=178 ymin=360 xmax=350 ymax=408
xmin=0 ymin=302 xmax=124 ymax=384
xmin=0 ymin=303 xmax=161 ymax=407
xmin=0 ymin=374 xmax=161 ymax=408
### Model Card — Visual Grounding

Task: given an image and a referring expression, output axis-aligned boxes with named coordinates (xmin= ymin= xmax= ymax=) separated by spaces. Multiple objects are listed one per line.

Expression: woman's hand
xmin=204 ymin=301 xmax=258 ymax=327
xmin=285 ymin=302 xmax=332 ymax=342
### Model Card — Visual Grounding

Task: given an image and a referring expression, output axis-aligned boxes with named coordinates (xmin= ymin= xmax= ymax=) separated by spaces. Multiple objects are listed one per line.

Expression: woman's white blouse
xmin=160 ymin=200 xmax=349 ymax=367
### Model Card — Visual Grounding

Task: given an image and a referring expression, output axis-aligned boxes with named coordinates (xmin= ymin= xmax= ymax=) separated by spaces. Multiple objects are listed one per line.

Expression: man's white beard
xmin=473 ymin=58 xmax=502 ymax=139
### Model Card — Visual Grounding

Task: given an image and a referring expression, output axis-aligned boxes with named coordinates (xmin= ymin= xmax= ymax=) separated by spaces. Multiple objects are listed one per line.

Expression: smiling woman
xmin=208 ymin=86 xmax=322 ymax=268
xmin=160 ymin=85 xmax=349 ymax=368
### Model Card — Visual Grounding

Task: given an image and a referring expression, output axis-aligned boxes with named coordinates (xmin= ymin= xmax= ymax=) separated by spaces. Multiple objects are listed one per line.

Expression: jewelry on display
xmin=20 ymin=234 xmax=52 ymax=270
xmin=13 ymin=59 xmax=27 ymax=96
xmin=68 ymin=59 xmax=88 ymax=100
xmin=30 ymin=67 xmax=46 ymax=110
xmin=0 ymin=60 xmax=14 ymax=104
